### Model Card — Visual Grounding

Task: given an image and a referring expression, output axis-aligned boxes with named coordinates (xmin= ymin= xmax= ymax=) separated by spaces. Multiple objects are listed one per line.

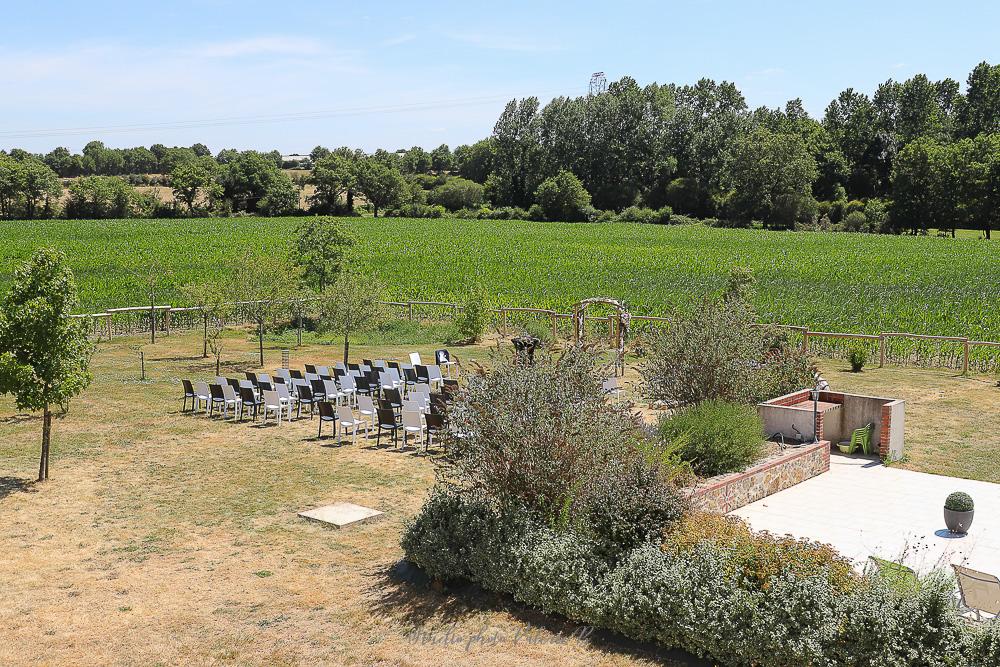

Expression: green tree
xmin=218 ymin=151 xmax=294 ymax=213
xmin=20 ymin=158 xmax=62 ymax=219
xmin=0 ymin=248 xmax=93 ymax=481
xmin=170 ymin=157 xmax=218 ymax=213
xmin=488 ymin=97 xmax=544 ymax=207
xmin=318 ymin=271 xmax=385 ymax=364
xmin=0 ymin=154 xmax=23 ymax=219
xmin=292 ymin=217 xmax=353 ymax=292
xmin=427 ymin=177 xmax=485 ymax=211
xmin=454 ymin=139 xmax=495 ymax=184
xmin=258 ymin=177 xmax=299 ymax=216
xmin=890 ymin=137 xmax=938 ymax=234
xmin=179 ymin=281 xmax=228 ymax=359
xmin=533 ymin=170 xmax=592 ymax=221
xmin=722 ymin=127 xmax=818 ymax=228
xmin=354 ymin=157 xmax=406 ymax=217
xmin=430 ymin=144 xmax=455 ymax=172
xmin=959 ymin=62 xmax=1000 ymax=137
xmin=308 ymin=153 xmax=358 ymax=213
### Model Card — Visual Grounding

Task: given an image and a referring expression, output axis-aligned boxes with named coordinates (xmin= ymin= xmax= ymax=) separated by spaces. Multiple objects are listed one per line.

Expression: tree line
xmin=4 ymin=61 xmax=1000 ymax=235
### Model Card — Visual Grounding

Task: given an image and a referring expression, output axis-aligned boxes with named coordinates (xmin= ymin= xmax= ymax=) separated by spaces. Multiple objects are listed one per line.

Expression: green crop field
xmin=2 ymin=217 xmax=1000 ymax=339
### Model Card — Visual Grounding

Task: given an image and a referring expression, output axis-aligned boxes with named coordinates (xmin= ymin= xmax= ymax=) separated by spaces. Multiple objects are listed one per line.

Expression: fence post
xmin=801 ymin=328 xmax=809 ymax=354
xmin=106 ymin=314 xmax=112 ymax=341
xmin=501 ymin=308 xmax=508 ymax=336
xmin=963 ymin=339 xmax=970 ymax=375
xmin=408 ymin=302 xmax=413 ymax=322
xmin=879 ymin=335 xmax=885 ymax=368
xmin=164 ymin=307 xmax=171 ymax=336
xmin=550 ymin=312 xmax=557 ymax=340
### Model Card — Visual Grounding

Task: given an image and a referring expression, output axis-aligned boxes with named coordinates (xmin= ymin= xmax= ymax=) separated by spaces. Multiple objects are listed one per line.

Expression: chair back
xmin=195 ymin=381 xmax=210 ymax=396
xmin=239 ymin=387 xmax=257 ymax=404
xmin=263 ymin=390 xmax=280 ymax=408
xmin=348 ymin=362 xmax=360 ymax=371
xmin=316 ymin=366 xmax=329 ymax=376
xmin=425 ymin=413 xmax=445 ymax=430
xmin=215 ymin=376 xmax=228 ymax=386
xmin=276 ymin=383 xmax=291 ymax=401
xmin=337 ymin=405 xmax=355 ymax=423
xmin=427 ymin=366 xmax=443 ymax=383
xmin=275 ymin=369 xmax=291 ymax=382
xmin=384 ymin=387 xmax=403 ymax=406
xmin=258 ymin=381 xmax=273 ymax=392
xmin=318 ymin=401 xmax=335 ymax=419
xmin=334 ymin=367 xmax=347 ymax=378
xmin=304 ymin=364 xmax=317 ymax=374
xmin=222 ymin=384 xmax=238 ymax=401
xmin=227 ymin=378 xmax=241 ymax=391
xmin=182 ymin=379 xmax=194 ymax=394
xmin=409 ymin=352 xmax=422 ymax=366
xmin=290 ymin=369 xmax=304 ymax=380
xmin=339 ymin=374 xmax=356 ymax=392
xmin=358 ymin=395 xmax=376 ymax=414
xmin=435 ymin=349 xmax=450 ymax=364
xmin=323 ymin=379 xmax=340 ymax=399
xmin=954 ymin=564 xmax=1000 ymax=616
xmin=245 ymin=372 xmax=259 ymax=386
xmin=297 ymin=385 xmax=314 ymax=401
xmin=210 ymin=383 xmax=225 ymax=400
xmin=404 ymin=367 xmax=419 ymax=383
xmin=377 ymin=408 xmax=397 ymax=427
xmin=310 ymin=379 xmax=326 ymax=398
xmin=402 ymin=399 xmax=422 ymax=413
xmin=403 ymin=410 xmax=423 ymax=429
xmin=416 ymin=365 xmax=430 ymax=383
xmin=258 ymin=373 xmax=272 ymax=385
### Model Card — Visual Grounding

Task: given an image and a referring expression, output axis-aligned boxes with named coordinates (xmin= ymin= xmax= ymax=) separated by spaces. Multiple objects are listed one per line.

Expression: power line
xmin=0 ymin=88 xmax=583 ymax=141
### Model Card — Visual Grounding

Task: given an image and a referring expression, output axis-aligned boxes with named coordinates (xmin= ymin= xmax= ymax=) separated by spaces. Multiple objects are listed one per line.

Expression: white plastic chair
xmin=357 ymin=395 xmax=376 ymax=435
xmin=194 ymin=381 xmax=212 ymax=414
xmin=338 ymin=374 xmax=357 ymax=407
xmin=402 ymin=410 xmax=424 ymax=448
xmin=316 ymin=366 xmax=330 ymax=377
xmin=262 ymin=390 xmax=284 ymax=425
xmin=408 ymin=352 xmax=422 ymax=366
xmin=337 ymin=406 xmax=362 ymax=443
xmin=221 ymin=383 xmax=242 ymax=419
xmin=323 ymin=378 xmax=343 ymax=405
xmin=603 ymin=377 xmax=623 ymax=403
xmin=426 ymin=365 xmax=443 ymax=390
xmin=275 ymin=383 xmax=297 ymax=418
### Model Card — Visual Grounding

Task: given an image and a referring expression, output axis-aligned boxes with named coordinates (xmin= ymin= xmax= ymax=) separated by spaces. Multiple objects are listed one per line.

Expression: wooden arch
xmin=571 ymin=297 xmax=631 ymax=376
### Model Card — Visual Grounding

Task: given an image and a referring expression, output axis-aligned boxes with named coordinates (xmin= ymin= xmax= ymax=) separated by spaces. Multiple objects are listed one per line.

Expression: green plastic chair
xmin=838 ymin=423 xmax=873 ymax=455
xmin=870 ymin=556 xmax=919 ymax=592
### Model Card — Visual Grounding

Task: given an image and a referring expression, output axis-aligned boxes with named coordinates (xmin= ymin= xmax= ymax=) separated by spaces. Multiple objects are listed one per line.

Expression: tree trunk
xmin=203 ymin=312 xmax=208 ymax=358
xmin=258 ymin=320 xmax=265 ymax=367
xmin=986 ymin=226 xmax=992 ymax=240
xmin=216 ymin=356 xmax=221 ymax=375
xmin=343 ymin=330 xmax=350 ymax=365
xmin=150 ymin=300 xmax=156 ymax=344
xmin=38 ymin=406 xmax=51 ymax=481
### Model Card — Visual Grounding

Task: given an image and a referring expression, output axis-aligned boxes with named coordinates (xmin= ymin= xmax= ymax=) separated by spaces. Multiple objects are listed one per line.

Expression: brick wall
xmin=690 ymin=440 xmax=831 ymax=514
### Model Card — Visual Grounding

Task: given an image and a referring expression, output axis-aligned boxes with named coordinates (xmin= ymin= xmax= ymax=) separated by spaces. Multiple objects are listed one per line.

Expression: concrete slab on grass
xmin=298 ymin=502 xmax=383 ymax=529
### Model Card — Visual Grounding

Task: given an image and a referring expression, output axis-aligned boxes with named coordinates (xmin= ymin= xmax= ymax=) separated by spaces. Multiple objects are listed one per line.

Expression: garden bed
xmin=689 ymin=440 xmax=830 ymax=513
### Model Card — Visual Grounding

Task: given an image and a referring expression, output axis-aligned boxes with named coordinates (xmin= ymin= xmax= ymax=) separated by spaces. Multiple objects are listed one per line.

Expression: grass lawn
xmin=0 ymin=328 xmax=700 ymax=667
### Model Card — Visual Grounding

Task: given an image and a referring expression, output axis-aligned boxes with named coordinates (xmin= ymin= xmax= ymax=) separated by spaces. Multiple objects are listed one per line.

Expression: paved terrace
xmin=732 ymin=454 xmax=1000 ymax=575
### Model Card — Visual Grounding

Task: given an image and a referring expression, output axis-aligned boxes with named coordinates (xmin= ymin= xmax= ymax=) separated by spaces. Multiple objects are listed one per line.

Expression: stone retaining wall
xmin=690 ymin=440 xmax=831 ymax=514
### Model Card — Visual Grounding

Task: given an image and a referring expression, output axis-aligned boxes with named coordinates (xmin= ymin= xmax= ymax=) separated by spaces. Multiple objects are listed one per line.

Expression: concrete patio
xmin=732 ymin=453 xmax=1000 ymax=575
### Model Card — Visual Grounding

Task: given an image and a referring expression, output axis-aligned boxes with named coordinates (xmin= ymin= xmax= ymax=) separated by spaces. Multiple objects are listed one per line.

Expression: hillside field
xmin=2 ymin=217 xmax=1000 ymax=339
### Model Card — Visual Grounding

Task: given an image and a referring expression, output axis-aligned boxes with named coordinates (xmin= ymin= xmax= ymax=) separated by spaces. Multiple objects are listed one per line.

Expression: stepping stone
xmin=298 ymin=502 xmax=383 ymax=529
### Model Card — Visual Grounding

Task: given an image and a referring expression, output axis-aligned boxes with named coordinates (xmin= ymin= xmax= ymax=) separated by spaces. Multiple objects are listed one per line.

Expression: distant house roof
xmin=282 ymin=154 xmax=309 ymax=162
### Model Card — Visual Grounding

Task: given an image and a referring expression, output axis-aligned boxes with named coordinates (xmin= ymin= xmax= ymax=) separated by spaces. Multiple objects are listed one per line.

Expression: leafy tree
xmin=430 ymin=144 xmax=455 ymax=172
xmin=354 ymin=157 xmax=406 ymax=217
xmin=0 ymin=248 xmax=93 ymax=481
xmin=170 ymin=157 xmax=218 ymax=213
xmin=0 ymin=154 xmax=23 ymax=219
xmin=44 ymin=147 xmax=83 ymax=178
xmin=19 ymin=158 xmax=62 ymax=219
xmin=489 ymin=97 xmax=544 ymax=207
xmin=427 ymin=177 xmax=485 ymax=211
xmin=64 ymin=176 xmax=153 ymax=219
xmin=889 ymin=137 xmax=937 ymax=234
xmin=180 ymin=281 xmax=228 ymax=359
xmin=722 ymin=127 xmax=818 ymax=228
xmin=308 ymin=153 xmax=358 ymax=213
xmin=959 ymin=62 xmax=1000 ymax=137
xmin=258 ymin=176 xmax=299 ymax=216
xmin=454 ymin=139 xmax=495 ymax=183
xmin=318 ymin=270 xmax=385 ymax=364
xmin=191 ymin=143 xmax=211 ymax=158
xmin=533 ymin=170 xmax=592 ymax=221
xmin=218 ymin=151 xmax=295 ymax=213
xmin=292 ymin=216 xmax=353 ymax=292
xmin=456 ymin=287 xmax=490 ymax=342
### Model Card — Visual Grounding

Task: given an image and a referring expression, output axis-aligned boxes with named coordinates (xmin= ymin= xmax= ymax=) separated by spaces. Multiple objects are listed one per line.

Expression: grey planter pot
xmin=944 ymin=508 xmax=974 ymax=534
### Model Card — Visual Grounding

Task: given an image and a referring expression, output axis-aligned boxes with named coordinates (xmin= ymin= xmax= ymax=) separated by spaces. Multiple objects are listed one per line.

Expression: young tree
xmin=232 ymin=253 xmax=293 ymax=367
xmin=0 ymin=248 xmax=93 ymax=481
xmin=354 ymin=157 xmax=406 ymax=217
xmin=533 ymin=170 xmax=592 ymax=221
xmin=180 ymin=282 xmax=229 ymax=359
xmin=318 ymin=271 xmax=385 ymax=364
xmin=292 ymin=217 xmax=353 ymax=292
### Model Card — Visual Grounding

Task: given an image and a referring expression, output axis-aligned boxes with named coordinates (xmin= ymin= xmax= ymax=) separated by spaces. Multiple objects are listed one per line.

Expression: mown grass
xmin=2 ymin=217 xmax=1000 ymax=339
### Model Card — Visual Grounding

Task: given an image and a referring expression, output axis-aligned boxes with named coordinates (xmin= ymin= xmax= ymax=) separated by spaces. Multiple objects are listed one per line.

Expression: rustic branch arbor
xmin=571 ymin=297 xmax=631 ymax=376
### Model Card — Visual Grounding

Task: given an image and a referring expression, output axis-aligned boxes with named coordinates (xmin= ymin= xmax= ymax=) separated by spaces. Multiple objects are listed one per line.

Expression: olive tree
xmin=0 ymin=249 xmax=93 ymax=481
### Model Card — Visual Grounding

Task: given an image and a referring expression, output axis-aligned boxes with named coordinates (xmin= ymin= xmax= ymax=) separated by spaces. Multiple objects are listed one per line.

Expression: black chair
xmin=296 ymin=385 xmax=316 ymax=419
xmin=348 ymin=363 xmax=360 ymax=372
xmin=383 ymin=387 xmax=403 ymax=413
xmin=403 ymin=367 xmax=419 ymax=392
xmin=388 ymin=360 xmax=401 ymax=373
xmin=257 ymin=381 xmax=273 ymax=392
xmin=310 ymin=378 xmax=328 ymax=402
xmin=238 ymin=387 xmax=262 ymax=422
xmin=208 ymin=384 xmax=226 ymax=417
xmin=355 ymin=375 xmax=373 ymax=397
xmin=435 ymin=349 xmax=451 ymax=365
xmin=226 ymin=377 xmax=241 ymax=392
xmin=181 ymin=379 xmax=196 ymax=412
xmin=425 ymin=412 xmax=446 ymax=452
xmin=317 ymin=401 xmax=336 ymax=438
xmin=416 ymin=365 xmax=431 ymax=384
xmin=304 ymin=364 xmax=317 ymax=375
xmin=245 ymin=372 xmax=260 ymax=388
xmin=289 ymin=369 xmax=304 ymax=380
xmin=333 ymin=367 xmax=348 ymax=378
xmin=376 ymin=408 xmax=400 ymax=447
xmin=362 ymin=358 xmax=374 ymax=367
xmin=430 ymin=393 xmax=447 ymax=414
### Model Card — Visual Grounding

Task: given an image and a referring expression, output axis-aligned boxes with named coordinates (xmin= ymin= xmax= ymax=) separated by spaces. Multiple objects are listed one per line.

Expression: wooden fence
xmin=69 ymin=299 xmax=1000 ymax=374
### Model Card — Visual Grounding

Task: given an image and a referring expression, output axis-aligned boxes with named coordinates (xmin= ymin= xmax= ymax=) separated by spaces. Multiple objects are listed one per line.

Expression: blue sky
xmin=3 ymin=0 xmax=1000 ymax=154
